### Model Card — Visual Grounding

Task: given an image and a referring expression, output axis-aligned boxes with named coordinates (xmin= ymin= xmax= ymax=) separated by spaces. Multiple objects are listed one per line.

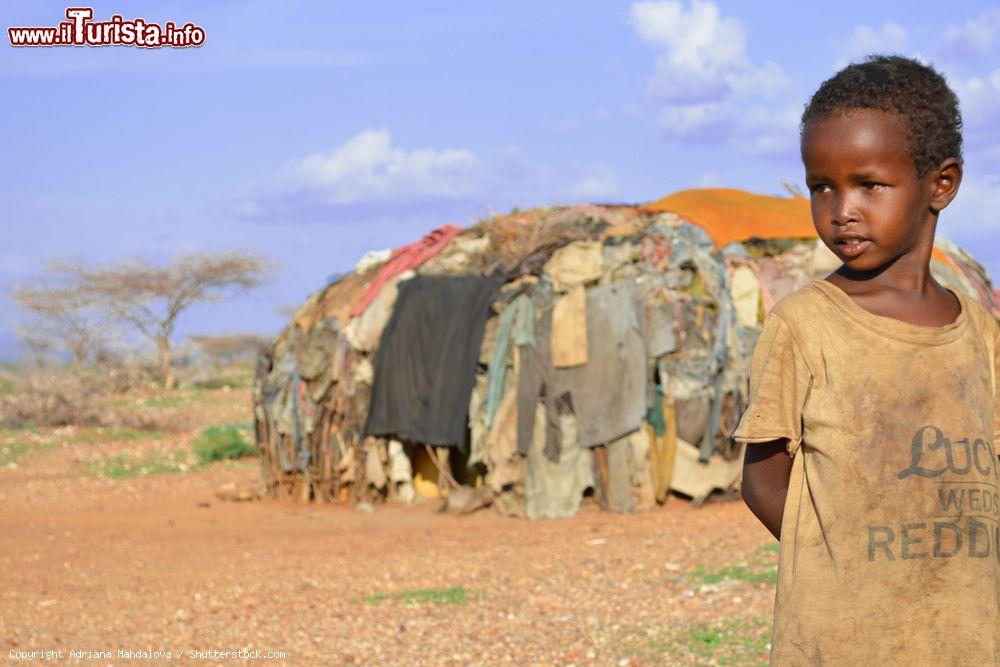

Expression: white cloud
xmin=630 ymin=0 xmax=747 ymax=104
xmin=243 ymin=131 xmax=622 ymax=222
xmin=948 ymin=173 xmax=1000 ymax=232
xmin=697 ymin=171 xmax=722 ymax=187
xmin=739 ymin=103 xmax=803 ymax=155
xmin=835 ymin=22 xmax=908 ymax=68
xmin=564 ymin=163 xmax=618 ymax=201
xmin=629 ymin=1 xmax=796 ymax=155
xmin=942 ymin=10 xmax=1000 ymax=60
xmin=951 ymin=68 xmax=1000 ymax=139
xmin=282 ymin=129 xmax=482 ymax=204
xmin=942 ymin=173 xmax=1000 ymax=282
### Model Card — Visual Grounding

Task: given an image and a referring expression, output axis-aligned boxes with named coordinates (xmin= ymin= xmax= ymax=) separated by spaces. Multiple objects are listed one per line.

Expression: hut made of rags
xmin=252 ymin=188 xmax=1000 ymax=518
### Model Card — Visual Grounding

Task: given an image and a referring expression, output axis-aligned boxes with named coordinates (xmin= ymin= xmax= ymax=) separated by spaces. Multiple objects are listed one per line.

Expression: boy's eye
xmin=809 ymin=184 xmax=831 ymax=194
xmin=862 ymin=181 xmax=886 ymax=190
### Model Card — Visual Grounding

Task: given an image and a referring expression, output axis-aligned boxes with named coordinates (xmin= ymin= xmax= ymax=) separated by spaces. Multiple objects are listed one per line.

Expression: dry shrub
xmin=480 ymin=205 xmax=634 ymax=270
xmin=174 ymin=362 xmax=254 ymax=390
xmin=481 ymin=207 xmax=587 ymax=270
xmin=0 ymin=366 xmax=174 ymax=431
xmin=0 ymin=367 xmax=105 ymax=427
xmin=189 ymin=333 xmax=270 ymax=365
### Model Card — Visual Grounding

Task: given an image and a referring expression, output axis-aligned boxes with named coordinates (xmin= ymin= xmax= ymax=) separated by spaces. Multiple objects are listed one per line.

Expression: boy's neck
xmin=832 ymin=248 xmax=934 ymax=295
xmin=825 ymin=219 xmax=963 ymax=327
xmin=829 ymin=215 xmax=940 ymax=296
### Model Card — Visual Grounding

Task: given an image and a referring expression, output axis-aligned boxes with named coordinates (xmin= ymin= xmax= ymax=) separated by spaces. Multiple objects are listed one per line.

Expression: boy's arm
xmin=741 ymin=440 xmax=793 ymax=540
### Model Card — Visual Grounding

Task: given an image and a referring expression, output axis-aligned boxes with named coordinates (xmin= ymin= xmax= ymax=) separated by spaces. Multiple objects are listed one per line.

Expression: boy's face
xmin=801 ymin=109 xmax=937 ymax=273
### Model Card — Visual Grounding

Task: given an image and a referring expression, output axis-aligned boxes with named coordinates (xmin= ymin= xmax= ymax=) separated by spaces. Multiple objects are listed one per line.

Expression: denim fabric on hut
xmin=524 ymin=403 xmax=595 ymax=519
xmin=641 ymin=281 xmax=678 ymax=358
xmin=554 ymin=281 xmax=647 ymax=448
xmin=511 ymin=293 xmax=535 ymax=347
xmin=700 ymin=269 xmax=738 ymax=462
xmin=516 ymin=280 xmax=565 ymax=462
xmin=484 ymin=294 xmax=534 ymax=431
xmin=665 ymin=222 xmax=736 ymax=462
xmin=264 ymin=351 xmax=311 ymax=473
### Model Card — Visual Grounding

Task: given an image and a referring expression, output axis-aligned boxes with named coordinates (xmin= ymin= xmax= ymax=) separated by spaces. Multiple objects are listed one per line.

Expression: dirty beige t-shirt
xmin=734 ymin=279 xmax=1000 ymax=666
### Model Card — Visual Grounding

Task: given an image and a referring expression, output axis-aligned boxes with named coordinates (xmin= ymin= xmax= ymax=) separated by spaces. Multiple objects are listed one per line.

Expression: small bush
xmin=192 ymin=424 xmax=256 ymax=463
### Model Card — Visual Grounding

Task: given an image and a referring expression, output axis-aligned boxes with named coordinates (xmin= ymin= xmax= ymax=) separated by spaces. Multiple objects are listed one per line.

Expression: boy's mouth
xmin=834 ymin=235 xmax=871 ymax=259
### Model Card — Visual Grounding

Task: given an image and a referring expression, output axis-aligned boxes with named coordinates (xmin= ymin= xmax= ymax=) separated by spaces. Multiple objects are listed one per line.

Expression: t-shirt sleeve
xmin=732 ymin=312 xmax=811 ymax=455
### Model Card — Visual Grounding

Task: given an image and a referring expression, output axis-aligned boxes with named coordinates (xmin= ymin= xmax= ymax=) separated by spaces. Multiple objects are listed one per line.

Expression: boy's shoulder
xmin=960 ymin=290 xmax=999 ymax=330
xmin=766 ymin=280 xmax=830 ymax=329
xmin=767 ymin=279 xmax=1000 ymax=345
xmin=960 ymin=292 xmax=1000 ymax=348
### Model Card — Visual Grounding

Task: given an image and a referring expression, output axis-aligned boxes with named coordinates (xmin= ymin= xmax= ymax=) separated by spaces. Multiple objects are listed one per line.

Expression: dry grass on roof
xmin=477 ymin=204 xmax=648 ymax=270
xmin=293 ymin=269 xmax=371 ymax=334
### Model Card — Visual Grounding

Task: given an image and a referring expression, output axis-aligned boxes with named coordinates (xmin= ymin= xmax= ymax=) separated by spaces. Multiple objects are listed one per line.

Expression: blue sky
xmin=3 ymin=1 xmax=999 ymax=357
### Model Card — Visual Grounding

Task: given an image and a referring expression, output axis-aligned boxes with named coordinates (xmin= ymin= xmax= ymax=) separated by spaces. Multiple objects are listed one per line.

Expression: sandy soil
xmin=0 ymin=389 xmax=776 ymax=666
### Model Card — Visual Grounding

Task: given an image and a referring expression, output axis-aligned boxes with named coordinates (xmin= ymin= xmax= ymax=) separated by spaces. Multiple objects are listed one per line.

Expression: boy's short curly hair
xmin=801 ymin=55 xmax=963 ymax=176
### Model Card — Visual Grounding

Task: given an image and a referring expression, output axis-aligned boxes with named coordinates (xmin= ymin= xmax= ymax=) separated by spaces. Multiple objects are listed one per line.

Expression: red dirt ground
xmin=0 ymin=389 xmax=776 ymax=666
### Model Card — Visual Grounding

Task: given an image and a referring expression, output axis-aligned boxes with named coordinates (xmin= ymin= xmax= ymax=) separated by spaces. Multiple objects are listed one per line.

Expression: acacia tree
xmin=61 ymin=251 xmax=273 ymax=389
xmin=189 ymin=333 xmax=271 ymax=366
xmin=11 ymin=277 xmax=112 ymax=367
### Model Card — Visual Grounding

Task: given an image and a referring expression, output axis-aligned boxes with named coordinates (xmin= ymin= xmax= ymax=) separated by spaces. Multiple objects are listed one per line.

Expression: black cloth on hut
xmin=365 ymin=275 xmax=502 ymax=450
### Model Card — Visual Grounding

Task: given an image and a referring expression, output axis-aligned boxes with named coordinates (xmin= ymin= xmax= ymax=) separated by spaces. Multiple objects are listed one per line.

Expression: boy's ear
xmin=928 ymin=157 xmax=962 ymax=212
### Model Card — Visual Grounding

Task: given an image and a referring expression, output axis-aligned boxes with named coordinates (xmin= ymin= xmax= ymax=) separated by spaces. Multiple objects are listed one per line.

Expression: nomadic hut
xmin=252 ymin=188 xmax=1000 ymax=518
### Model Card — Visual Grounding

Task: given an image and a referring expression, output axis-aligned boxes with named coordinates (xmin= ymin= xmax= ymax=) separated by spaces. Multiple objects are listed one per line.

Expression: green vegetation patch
xmin=192 ymin=372 xmax=251 ymax=390
xmin=0 ymin=442 xmax=30 ymax=467
xmin=615 ymin=617 xmax=771 ymax=665
xmin=113 ymin=393 xmax=196 ymax=411
xmin=688 ymin=564 xmax=778 ymax=585
xmin=70 ymin=427 xmax=163 ymax=444
xmin=0 ymin=425 xmax=164 ymax=470
xmin=138 ymin=394 xmax=192 ymax=409
xmin=0 ymin=423 xmax=40 ymax=435
xmin=82 ymin=449 xmax=189 ymax=479
xmin=192 ymin=424 xmax=256 ymax=464
xmin=364 ymin=586 xmax=480 ymax=606
xmin=685 ymin=618 xmax=772 ymax=663
xmin=0 ymin=424 xmax=85 ymax=466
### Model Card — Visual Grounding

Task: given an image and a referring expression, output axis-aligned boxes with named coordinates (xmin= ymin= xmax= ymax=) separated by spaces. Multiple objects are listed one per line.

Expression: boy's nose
xmin=832 ymin=195 xmax=859 ymax=226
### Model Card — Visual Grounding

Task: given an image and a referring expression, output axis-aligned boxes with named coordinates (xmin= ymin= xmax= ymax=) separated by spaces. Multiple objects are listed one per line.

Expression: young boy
xmin=736 ymin=55 xmax=1000 ymax=665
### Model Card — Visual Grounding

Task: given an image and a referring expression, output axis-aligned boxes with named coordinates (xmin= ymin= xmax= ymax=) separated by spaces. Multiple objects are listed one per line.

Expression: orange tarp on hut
xmin=642 ymin=187 xmax=957 ymax=270
xmin=642 ymin=188 xmax=815 ymax=248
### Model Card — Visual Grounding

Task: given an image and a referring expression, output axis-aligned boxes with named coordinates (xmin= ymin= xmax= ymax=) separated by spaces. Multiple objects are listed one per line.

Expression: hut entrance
xmin=408 ymin=442 xmax=482 ymax=499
